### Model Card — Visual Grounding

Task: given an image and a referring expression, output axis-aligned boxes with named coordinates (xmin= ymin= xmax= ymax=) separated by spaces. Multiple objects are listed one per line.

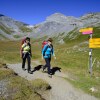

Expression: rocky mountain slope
xmin=0 ymin=13 xmax=100 ymax=40
xmin=0 ymin=14 xmax=32 ymax=40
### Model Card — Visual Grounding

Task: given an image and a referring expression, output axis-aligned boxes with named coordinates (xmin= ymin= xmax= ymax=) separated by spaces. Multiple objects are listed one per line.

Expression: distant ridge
xmin=0 ymin=12 xmax=100 ymax=40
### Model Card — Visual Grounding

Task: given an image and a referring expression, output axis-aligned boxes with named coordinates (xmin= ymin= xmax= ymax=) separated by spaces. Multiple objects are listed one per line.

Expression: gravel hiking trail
xmin=8 ymin=61 xmax=99 ymax=100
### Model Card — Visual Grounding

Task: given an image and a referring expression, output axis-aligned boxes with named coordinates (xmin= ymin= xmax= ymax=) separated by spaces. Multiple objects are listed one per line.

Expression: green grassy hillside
xmin=0 ymin=26 xmax=100 ymax=98
xmin=0 ymin=24 xmax=12 ymax=35
xmin=54 ymin=26 xmax=100 ymax=98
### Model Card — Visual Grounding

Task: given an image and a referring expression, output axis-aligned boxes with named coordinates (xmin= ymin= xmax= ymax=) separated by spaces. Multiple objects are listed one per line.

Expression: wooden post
xmin=89 ymin=33 xmax=92 ymax=76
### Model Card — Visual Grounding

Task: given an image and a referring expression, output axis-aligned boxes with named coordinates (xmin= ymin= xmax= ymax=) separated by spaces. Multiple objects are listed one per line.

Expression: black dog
xmin=51 ymin=67 xmax=61 ymax=75
xmin=32 ymin=65 xmax=43 ymax=72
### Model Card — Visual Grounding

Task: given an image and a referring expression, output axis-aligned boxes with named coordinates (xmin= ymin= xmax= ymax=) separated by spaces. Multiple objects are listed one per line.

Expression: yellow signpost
xmin=79 ymin=27 xmax=94 ymax=76
xmin=79 ymin=27 xmax=93 ymax=32
xmin=80 ymin=27 xmax=100 ymax=76
xmin=89 ymin=38 xmax=100 ymax=48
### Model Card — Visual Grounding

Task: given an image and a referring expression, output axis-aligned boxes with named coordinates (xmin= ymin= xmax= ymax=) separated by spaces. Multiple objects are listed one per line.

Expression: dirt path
xmin=8 ymin=61 xmax=98 ymax=100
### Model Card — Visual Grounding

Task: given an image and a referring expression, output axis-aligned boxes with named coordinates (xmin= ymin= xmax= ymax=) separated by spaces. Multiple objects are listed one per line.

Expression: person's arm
xmin=52 ymin=46 xmax=56 ymax=59
xmin=29 ymin=43 xmax=32 ymax=57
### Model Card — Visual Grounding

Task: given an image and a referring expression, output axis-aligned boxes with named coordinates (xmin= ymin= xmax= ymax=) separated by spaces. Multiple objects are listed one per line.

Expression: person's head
xmin=47 ymin=38 xmax=53 ymax=45
xmin=25 ymin=37 xmax=30 ymax=43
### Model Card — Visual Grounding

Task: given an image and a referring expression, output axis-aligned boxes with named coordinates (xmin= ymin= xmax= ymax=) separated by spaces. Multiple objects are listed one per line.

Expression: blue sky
xmin=0 ymin=0 xmax=100 ymax=24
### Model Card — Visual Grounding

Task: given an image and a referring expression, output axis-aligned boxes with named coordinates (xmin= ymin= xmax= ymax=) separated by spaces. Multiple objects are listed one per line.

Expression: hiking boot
xmin=50 ymin=71 xmax=52 ymax=75
xmin=42 ymin=67 xmax=46 ymax=72
xmin=22 ymin=68 xmax=26 ymax=71
xmin=42 ymin=69 xmax=44 ymax=72
xmin=48 ymin=74 xmax=52 ymax=78
xmin=28 ymin=70 xmax=33 ymax=74
xmin=42 ymin=69 xmax=47 ymax=73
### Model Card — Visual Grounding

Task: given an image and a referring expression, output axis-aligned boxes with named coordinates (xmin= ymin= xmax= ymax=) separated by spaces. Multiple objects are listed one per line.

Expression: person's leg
xmin=46 ymin=58 xmax=52 ymax=78
xmin=47 ymin=58 xmax=51 ymax=74
xmin=27 ymin=54 xmax=31 ymax=72
xmin=44 ymin=58 xmax=51 ymax=74
xmin=22 ymin=53 xmax=26 ymax=70
xmin=43 ymin=58 xmax=48 ymax=71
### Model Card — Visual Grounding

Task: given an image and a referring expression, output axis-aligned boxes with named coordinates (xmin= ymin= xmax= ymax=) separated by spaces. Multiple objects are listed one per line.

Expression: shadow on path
xmin=51 ymin=67 xmax=61 ymax=75
xmin=32 ymin=65 xmax=43 ymax=72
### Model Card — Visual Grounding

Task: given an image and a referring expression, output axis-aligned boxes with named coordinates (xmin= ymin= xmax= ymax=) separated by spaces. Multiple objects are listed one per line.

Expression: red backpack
xmin=21 ymin=38 xmax=26 ymax=46
xmin=42 ymin=41 xmax=48 ymax=49
xmin=20 ymin=38 xmax=26 ymax=56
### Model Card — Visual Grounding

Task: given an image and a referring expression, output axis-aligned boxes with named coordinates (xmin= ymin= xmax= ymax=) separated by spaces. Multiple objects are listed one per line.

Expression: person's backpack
xmin=21 ymin=38 xmax=26 ymax=46
xmin=20 ymin=38 xmax=26 ymax=53
xmin=43 ymin=44 xmax=53 ymax=57
xmin=42 ymin=41 xmax=48 ymax=49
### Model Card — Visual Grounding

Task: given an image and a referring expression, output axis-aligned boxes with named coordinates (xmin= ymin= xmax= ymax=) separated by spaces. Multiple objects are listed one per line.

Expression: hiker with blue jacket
xmin=42 ymin=38 xmax=56 ymax=77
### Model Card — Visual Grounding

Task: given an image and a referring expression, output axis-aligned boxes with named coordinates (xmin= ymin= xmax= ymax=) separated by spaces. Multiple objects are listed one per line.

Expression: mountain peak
xmin=47 ymin=13 xmax=67 ymax=19
xmin=46 ymin=13 xmax=68 ymax=23
xmin=46 ymin=13 xmax=78 ymax=24
xmin=50 ymin=13 xmax=66 ymax=16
